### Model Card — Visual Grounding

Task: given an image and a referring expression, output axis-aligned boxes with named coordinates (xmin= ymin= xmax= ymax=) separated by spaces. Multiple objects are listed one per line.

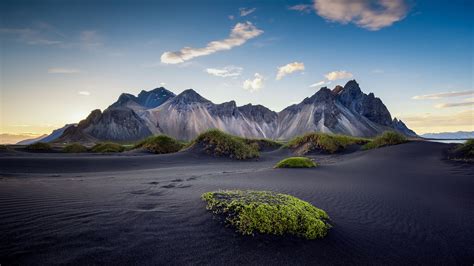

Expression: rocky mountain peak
xmin=332 ymin=85 xmax=344 ymax=95
xmin=171 ymin=89 xmax=211 ymax=105
xmin=306 ymin=87 xmax=335 ymax=104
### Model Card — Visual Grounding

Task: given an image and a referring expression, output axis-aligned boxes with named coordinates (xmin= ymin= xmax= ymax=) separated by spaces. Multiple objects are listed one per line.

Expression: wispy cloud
xmin=206 ymin=66 xmax=243 ymax=77
xmin=243 ymin=73 xmax=264 ymax=92
xmin=78 ymin=91 xmax=90 ymax=96
xmin=288 ymin=4 xmax=313 ymax=13
xmin=412 ymin=90 xmax=474 ymax=100
xmin=314 ymin=0 xmax=409 ymax=30
xmin=435 ymin=101 xmax=474 ymax=109
xmin=79 ymin=30 xmax=103 ymax=50
xmin=239 ymin=7 xmax=256 ymax=17
xmin=400 ymin=110 xmax=474 ymax=133
xmin=276 ymin=62 xmax=305 ymax=80
xmin=372 ymin=69 xmax=384 ymax=74
xmin=48 ymin=68 xmax=81 ymax=74
xmin=325 ymin=70 xmax=353 ymax=81
xmin=228 ymin=15 xmax=235 ymax=20
xmin=161 ymin=22 xmax=263 ymax=64
xmin=310 ymin=80 xmax=330 ymax=88
xmin=0 ymin=27 xmax=63 ymax=46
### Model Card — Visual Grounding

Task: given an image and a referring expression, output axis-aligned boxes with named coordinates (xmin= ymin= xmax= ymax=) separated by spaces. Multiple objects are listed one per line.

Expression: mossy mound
xmin=286 ymin=133 xmax=369 ymax=155
xmin=26 ymin=142 xmax=52 ymax=151
xmin=191 ymin=129 xmax=259 ymax=160
xmin=275 ymin=157 xmax=317 ymax=168
xmin=63 ymin=143 xmax=88 ymax=153
xmin=364 ymin=131 xmax=407 ymax=150
xmin=91 ymin=142 xmax=125 ymax=153
xmin=202 ymin=190 xmax=330 ymax=239
xmin=135 ymin=135 xmax=185 ymax=154
xmin=244 ymin=138 xmax=282 ymax=151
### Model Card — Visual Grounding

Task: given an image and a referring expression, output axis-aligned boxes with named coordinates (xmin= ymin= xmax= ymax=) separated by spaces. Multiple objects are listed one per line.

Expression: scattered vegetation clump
xmin=91 ymin=142 xmax=125 ymax=153
xmin=191 ymin=129 xmax=259 ymax=159
xmin=275 ymin=157 xmax=317 ymax=168
xmin=202 ymin=190 xmax=331 ymax=239
xmin=25 ymin=142 xmax=52 ymax=151
xmin=135 ymin=135 xmax=185 ymax=154
xmin=63 ymin=143 xmax=88 ymax=153
xmin=0 ymin=145 xmax=10 ymax=151
xmin=286 ymin=133 xmax=369 ymax=155
xmin=447 ymin=139 xmax=474 ymax=161
xmin=363 ymin=131 xmax=407 ymax=150
xmin=244 ymin=138 xmax=282 ymax=151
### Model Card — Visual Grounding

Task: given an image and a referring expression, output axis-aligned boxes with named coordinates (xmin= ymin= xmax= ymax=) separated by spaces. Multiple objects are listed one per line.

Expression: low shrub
xmin=275 ymin=157 xmax=317 ymax=168
xmin=63 ymin=143 xmax=88 ymax=153
xmin=25 ymin=142 xmax=52 ymax=151
xmin=286 ymin=133 xmax=368 ymax=155
xmin=91 ymin=142 xmax=125 ymax=153
xmin=135 ymin=135 xmax=185 ymax=154
xmin=191 ymin=129 xmax=259 ymax=159
xmin=364 ymin=131 xmax=407 ymax=150
xmin=202 ymin=190 xmax=331 ymax=239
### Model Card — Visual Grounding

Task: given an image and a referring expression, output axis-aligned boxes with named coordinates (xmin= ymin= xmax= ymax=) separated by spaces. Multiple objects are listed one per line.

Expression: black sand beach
xmin=1 ymin=141 xmax=473 ymax=265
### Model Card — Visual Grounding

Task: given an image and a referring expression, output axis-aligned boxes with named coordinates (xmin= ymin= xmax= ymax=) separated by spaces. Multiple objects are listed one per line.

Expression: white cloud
xmin=412 ymin=90 xmax=474 ymax=100
xmin=400 ymin=110 xmax=474 ymax=133
xmin=0 ymin=27 xmax=62 ymax=46
xmin=310 ymin=80 xmax=330 ymax=88
xmin=160 ymin=82 xmax=166 ymax=86
xmin=276 ymin=62 xmax=305 ymax=80
xmin=78 ymin=91 xmax=90 ymax=96
xmin=48 ymin=68 xmax=81 ymax=74
xmin=228 ymin=15 xmax=235 ymax=20
xmin=240 ymin=8 xmax=256 ymax=17
xmin=161 ymin=22 xmax=263 ymax=64
xmin=288 ymin=4 xmax=313 ymax=13
xmin=325 ymin=70 xmax=353 ymax=81
xmin=243 ymin=73 xmax=264 ymax=92
xmin=206 ymin=66 xmax=243 ymax=77
xmin=435 ymin=101 xmax=474 ymax=109
xmin=313 ymin=0 xmax=409 ymax=31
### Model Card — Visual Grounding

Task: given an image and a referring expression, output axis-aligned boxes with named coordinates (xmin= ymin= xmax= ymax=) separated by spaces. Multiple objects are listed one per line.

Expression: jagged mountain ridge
xmin=56 ymin=80 xmax=417 ymax=143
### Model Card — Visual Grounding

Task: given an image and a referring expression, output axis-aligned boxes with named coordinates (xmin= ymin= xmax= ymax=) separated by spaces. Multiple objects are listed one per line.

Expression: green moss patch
xmin=63 ymin=143 xmax=88 ymax=153
xmin=286 ymin=133 xmax=369 ymax=155
xmin=275 ymin=157 xmax=317 ymax=168
xmin=202 ymin=190 xmax=331 ymax=239
xmin=364 ymin=131 xmax=407 ymax=150
xmin=191 ymin=129 xmax=259 ymax=160
xmin=91 ymin=142 xmax=125 ymax=153
xmin=26 ymin=142 xmax=52 ymax=151
xmin=135 ymin=135 xmax=185 ymax=154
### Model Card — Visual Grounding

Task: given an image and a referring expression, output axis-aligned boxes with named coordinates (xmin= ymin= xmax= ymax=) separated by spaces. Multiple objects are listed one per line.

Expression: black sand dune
xmin=0 ymin=141 xmax=473 ymax=265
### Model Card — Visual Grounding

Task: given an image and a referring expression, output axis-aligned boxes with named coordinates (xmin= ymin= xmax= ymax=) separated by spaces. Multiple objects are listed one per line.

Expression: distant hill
xmin=55 ymin=80 xmax=418 ymax=143
xmin=421 ymin=131 xmax=474 ymax=139
xmin=16 ymin=124 xmax=76 ymax=145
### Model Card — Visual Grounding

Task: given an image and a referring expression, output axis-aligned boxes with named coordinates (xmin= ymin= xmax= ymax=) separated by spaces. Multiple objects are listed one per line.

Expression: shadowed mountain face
xmin=55 ymin=80 xmax=417 ymax=142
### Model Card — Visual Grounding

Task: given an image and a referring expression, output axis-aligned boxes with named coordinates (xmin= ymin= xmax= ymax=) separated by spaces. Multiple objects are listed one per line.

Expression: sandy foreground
xmin=0 ymin=141 xmax=473 ymax=265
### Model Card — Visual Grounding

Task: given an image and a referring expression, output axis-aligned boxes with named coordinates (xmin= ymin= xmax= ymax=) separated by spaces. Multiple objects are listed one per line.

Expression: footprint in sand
xmin=171 ymin=179 xmax=183 ymax=182
xmin=161 ymin=183 xmax=176 ymax=189
xmin=148 ymin=181 xmax=159 ymax=185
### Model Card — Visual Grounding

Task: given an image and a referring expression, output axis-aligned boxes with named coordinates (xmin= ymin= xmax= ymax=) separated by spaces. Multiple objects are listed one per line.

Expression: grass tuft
xmin=275 ymin=157 xmax=317 ymax=168
xmin=63 ymin=143 xmax=88 ymax=153
xmin=363 ymin=131 xmax=407 ymax=150
xmin=244 ymin=138 xmax=282 ymax=151
xmin=26 ymin=142 xmax=52 ymax=151
xmin=91 ymin=142 xmax=125 ymax=153
xmin=454 ymin=139 xmax=474 ymax=157
xmin=286 ymin=133 xmax=368 ymax=155
xmin=191 ymin=129 xmax=259 ymax=160
xmin=202 ymin=190 xmax=331 ymax=239
xmin=135 ymin=135 xmax=185 ymax=154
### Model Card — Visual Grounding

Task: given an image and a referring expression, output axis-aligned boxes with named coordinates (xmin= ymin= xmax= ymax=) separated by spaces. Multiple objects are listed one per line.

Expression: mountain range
xmin=421 ymin=131 xmax=474 ymax=139
xmin=48 ymin=80 xmax=416 ymax=143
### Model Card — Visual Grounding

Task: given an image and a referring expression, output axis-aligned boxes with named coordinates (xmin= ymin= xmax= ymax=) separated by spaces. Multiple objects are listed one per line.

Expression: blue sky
xmin=1 ymin=0 xmax=473 ymax=136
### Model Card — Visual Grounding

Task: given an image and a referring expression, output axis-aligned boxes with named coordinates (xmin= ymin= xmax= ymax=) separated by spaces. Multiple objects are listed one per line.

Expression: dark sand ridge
xmin=0 ymin=141 xmax=473 ymax=264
